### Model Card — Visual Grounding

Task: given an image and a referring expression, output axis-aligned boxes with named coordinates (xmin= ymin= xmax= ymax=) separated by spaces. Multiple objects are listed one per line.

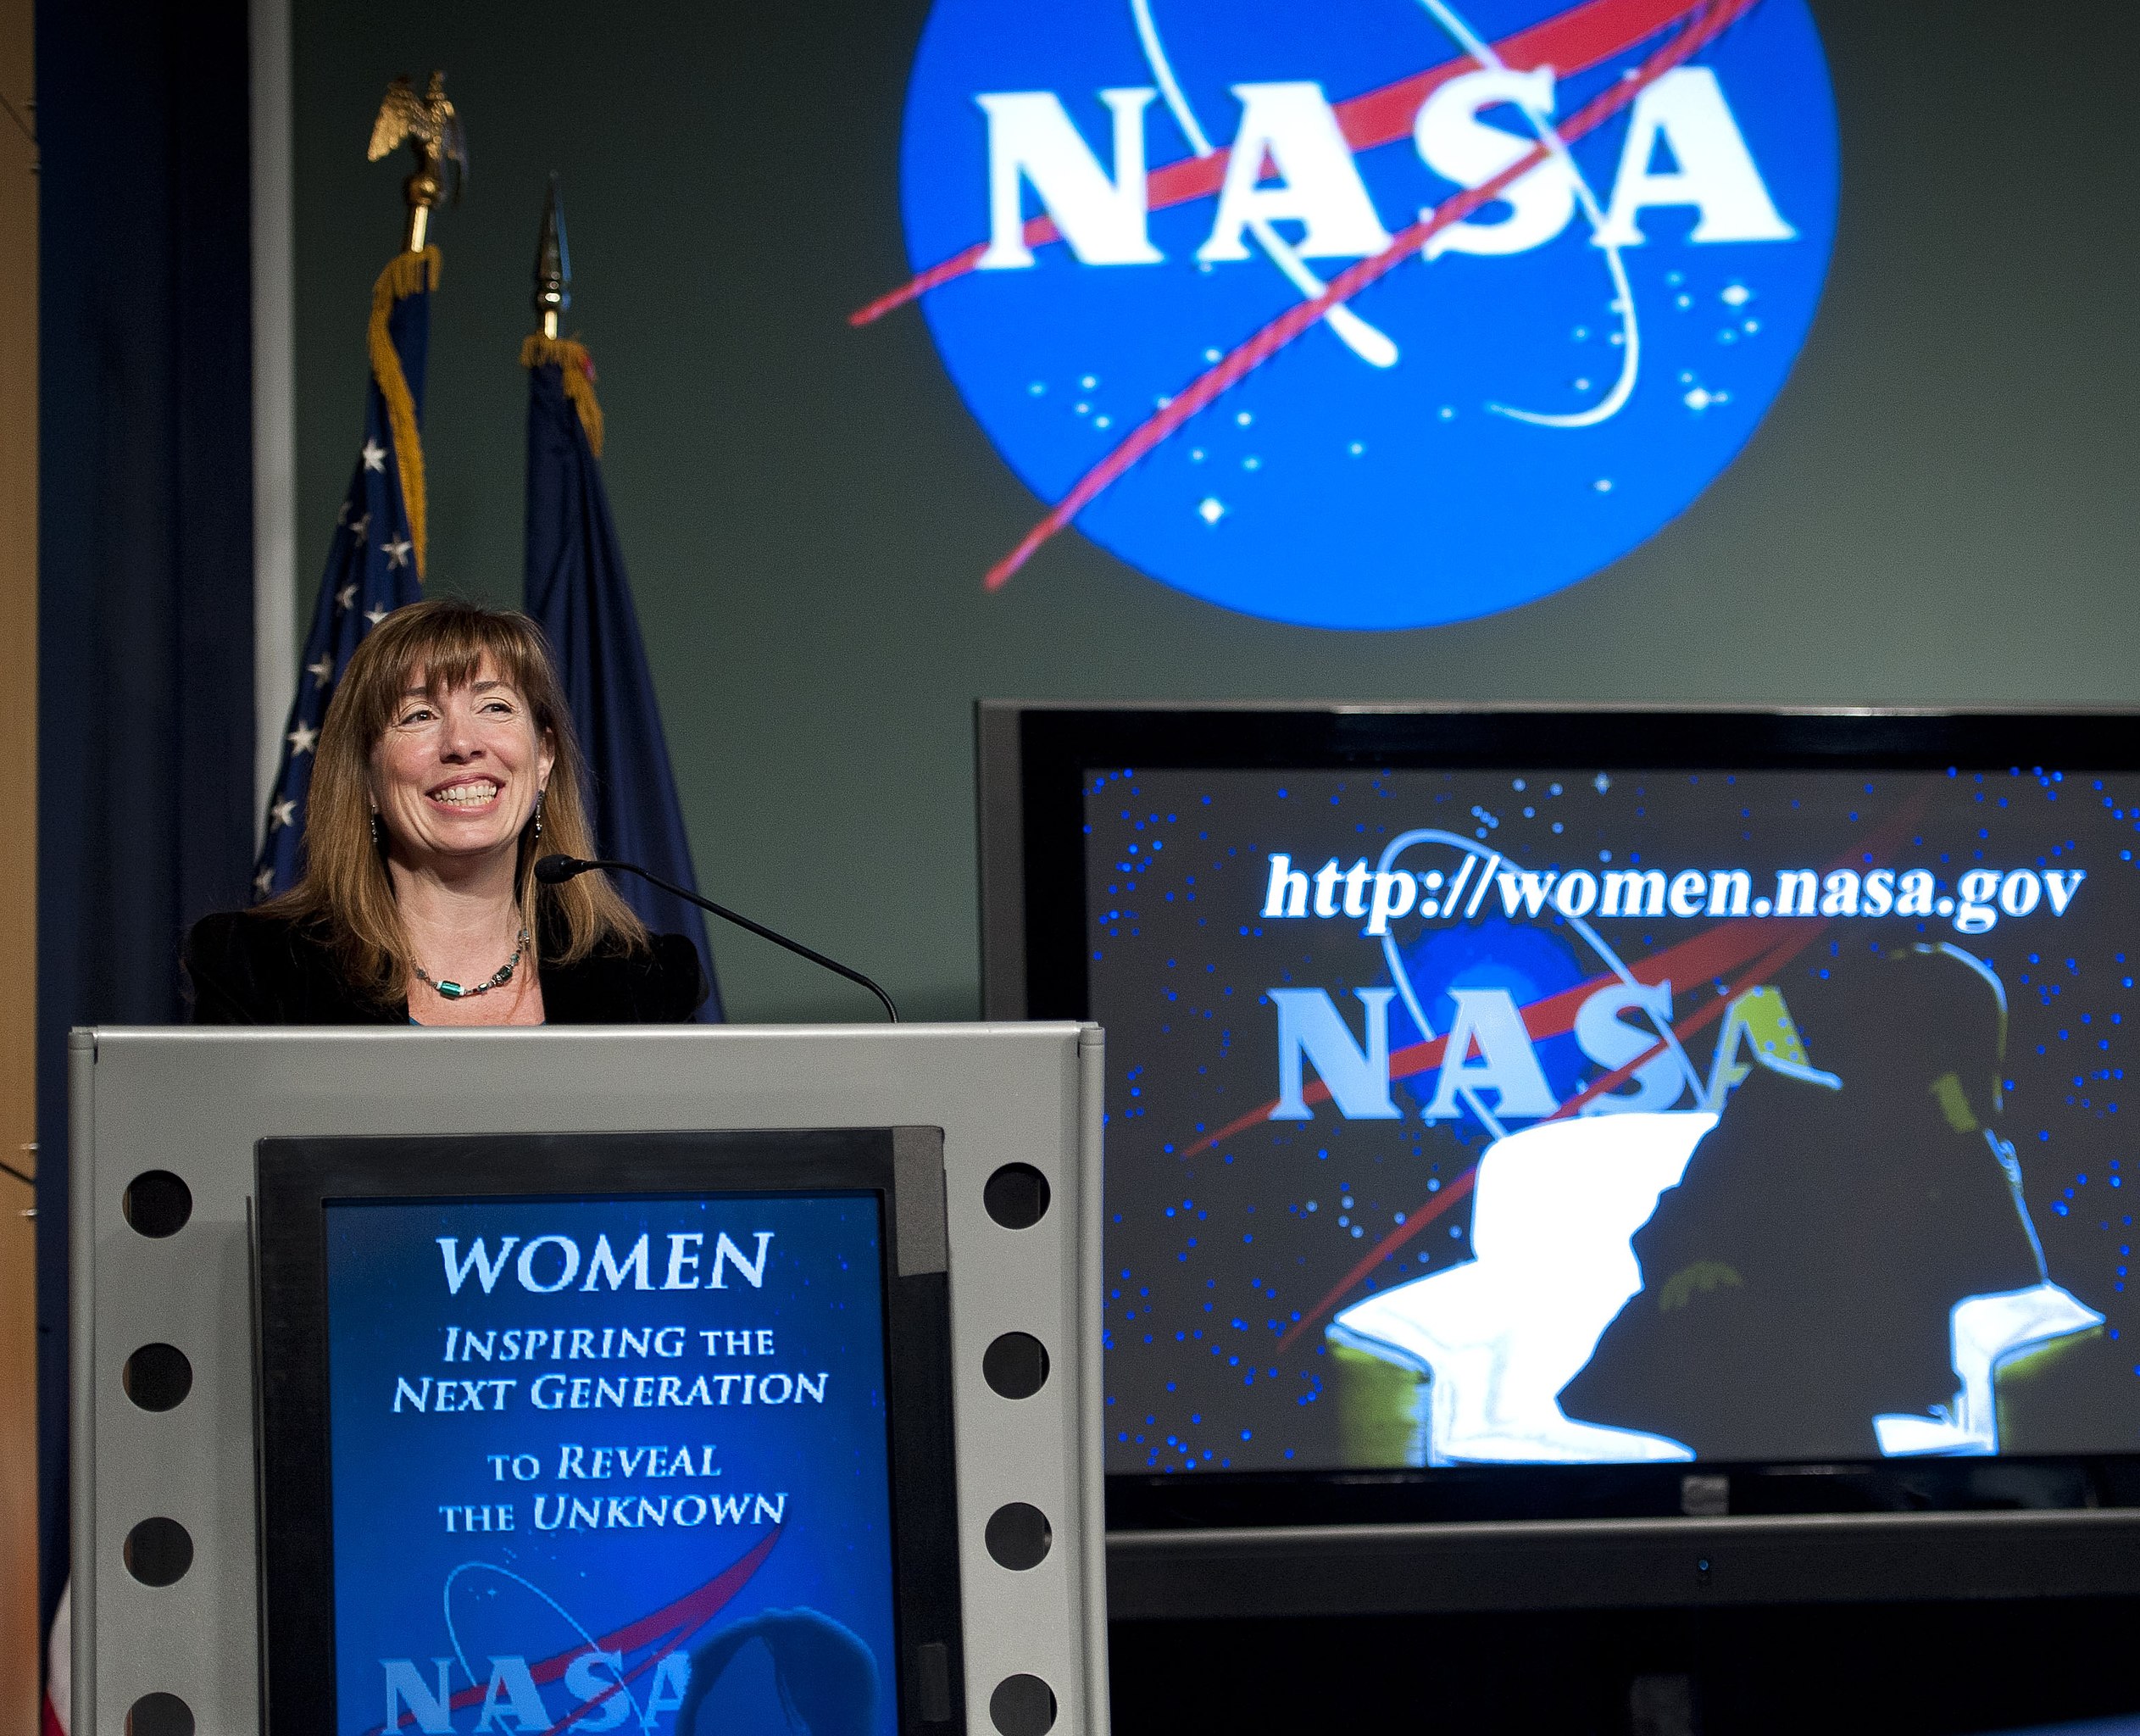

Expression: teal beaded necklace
xmin=414 ymin=927 xmax=531 ymax=1000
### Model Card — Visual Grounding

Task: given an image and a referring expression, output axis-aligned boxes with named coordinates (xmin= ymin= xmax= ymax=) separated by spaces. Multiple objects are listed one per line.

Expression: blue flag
xmin=523 ymin=337 xmax=724 ymax=1019
xmin=253 ymin=249 xmax=436 ymax=898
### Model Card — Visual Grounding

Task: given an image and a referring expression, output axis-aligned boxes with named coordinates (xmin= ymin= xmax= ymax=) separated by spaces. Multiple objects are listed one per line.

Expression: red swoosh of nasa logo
xmin=371 ymin=1527 xmax=782 ymax=1734
xmin=978 ymin=0 xmax=1766 ymax=590
xmin=853 ymin=0 xmax=1708 ymax=325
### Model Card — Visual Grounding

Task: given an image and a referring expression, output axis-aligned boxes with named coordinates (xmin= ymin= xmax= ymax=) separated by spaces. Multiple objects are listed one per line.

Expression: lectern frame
xmin=72 ymin=1023 xmax=1107 ymax=1736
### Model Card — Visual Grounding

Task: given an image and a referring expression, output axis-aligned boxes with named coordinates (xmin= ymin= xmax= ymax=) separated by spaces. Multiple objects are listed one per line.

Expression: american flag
xmin=252 ymin=248 xmax=436 ymax=898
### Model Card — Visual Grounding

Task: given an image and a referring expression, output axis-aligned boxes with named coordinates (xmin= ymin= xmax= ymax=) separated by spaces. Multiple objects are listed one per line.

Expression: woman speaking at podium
xmin=186 ymin=599 xmax=706 ymax=1025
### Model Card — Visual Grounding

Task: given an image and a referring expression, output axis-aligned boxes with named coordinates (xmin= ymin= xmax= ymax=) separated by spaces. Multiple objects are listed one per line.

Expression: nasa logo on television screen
xmin=881 ymin=0 xmax=1838 ymax=630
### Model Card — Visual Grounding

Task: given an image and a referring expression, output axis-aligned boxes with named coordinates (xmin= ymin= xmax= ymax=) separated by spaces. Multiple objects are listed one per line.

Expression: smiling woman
xmin=184 ymin=599 xmax=706 ymax=1025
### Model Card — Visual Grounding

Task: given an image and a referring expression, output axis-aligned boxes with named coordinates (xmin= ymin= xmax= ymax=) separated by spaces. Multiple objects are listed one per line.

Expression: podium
xmin=71 ymin=1022 xmax=1107 ymax=1736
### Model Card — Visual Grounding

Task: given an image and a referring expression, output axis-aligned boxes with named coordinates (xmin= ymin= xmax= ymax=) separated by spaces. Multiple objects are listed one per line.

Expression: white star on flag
xmin=286 ymin=721 xmax=319 ymax=756
xmin=336 ymin=582 xmax=358 ymax=609
xmin=350 ymin=513 xmax=370 ymax=545
xmin=365 ymin=603 xmax=391 ymax=626
xmin=253 ymin=865 xmax=275 ymax=896
xmin=307 ymin=654 xmax=333 ymax=687
xmin=384 ymin=537 xmax=413 ymax=570
xmin=361 ymin=440 xmax=386 ymax=472
xmin=270 ymin=798 xmax=297 ymax=831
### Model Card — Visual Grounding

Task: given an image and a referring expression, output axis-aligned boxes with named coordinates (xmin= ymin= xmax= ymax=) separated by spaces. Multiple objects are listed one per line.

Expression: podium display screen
xmin=990 ymin=706 xmax=2140 ymax=1515
xmin=257 ymin=1130 xmax=961 ymax=1736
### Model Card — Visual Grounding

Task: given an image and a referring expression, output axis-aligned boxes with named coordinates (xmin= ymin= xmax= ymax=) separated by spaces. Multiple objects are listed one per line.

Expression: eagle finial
xmin=369 ymin=72 xmax=468 ymax=252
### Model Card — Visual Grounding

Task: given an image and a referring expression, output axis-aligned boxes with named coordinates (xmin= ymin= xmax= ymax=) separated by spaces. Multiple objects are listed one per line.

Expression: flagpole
xmin=520 ymin=181 xmax=724 ymax=1017
xmin=250 ymin=75 xmax=460 ymax=900
xmin=367 ymin=71 xmax=465 ymax=253
xmin=521 ymin=181 xmax=603 ymax=456
xmin=534 ymin=173 xmax=567 ymax=341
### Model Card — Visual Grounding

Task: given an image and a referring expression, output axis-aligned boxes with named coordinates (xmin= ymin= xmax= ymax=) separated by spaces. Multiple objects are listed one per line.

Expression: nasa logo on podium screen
xmin=881 ymin=0 xmax=1838 ymax=630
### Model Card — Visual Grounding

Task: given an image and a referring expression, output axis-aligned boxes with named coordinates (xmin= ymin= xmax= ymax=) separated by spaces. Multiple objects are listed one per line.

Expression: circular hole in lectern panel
xmin=989 ymin=1675 xmax=1056 ymax=1736
xmin=122 ymin=1344 xmax=193 ymax=1412
xmin=984 ymin=1502 xmax=1052 ymax=1572
xmin=982 ymin=1164 xmax=1050 ymax=1230
xmin=123 ymin=1517 xmax=193 ymax=1587
xmin=122 ymin=1171 xmax=192 ymax=1238
xmin=982 ymin=1333 xmax=1049 ymax=1400
xmin=126 ymin=1694 xmax=195 ymax=1736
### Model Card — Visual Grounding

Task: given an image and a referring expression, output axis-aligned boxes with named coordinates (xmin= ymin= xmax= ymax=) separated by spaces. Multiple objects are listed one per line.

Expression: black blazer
xmin=185 ymin=910 xmax=707 ymax=1025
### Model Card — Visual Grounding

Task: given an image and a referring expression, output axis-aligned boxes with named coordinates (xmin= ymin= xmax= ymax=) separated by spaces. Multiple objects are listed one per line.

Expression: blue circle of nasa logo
xmin=892 ymin=0 xmax=1838 ymax=629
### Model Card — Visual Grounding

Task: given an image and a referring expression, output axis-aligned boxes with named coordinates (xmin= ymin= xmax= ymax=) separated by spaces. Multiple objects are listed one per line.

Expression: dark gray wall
xmin=293 ymin=0 xmax=2140 ymax=1022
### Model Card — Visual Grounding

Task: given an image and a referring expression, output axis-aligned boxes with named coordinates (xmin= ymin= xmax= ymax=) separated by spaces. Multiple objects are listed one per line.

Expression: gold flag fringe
xmin=367 ymin=246 xmax=442 ymax=580
xmin=520 ymin=334 xmax=606 ymax=459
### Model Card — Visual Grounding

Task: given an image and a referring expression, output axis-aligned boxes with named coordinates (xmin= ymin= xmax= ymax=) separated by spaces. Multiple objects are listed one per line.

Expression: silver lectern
xmin=72 ymin=1022 xmax=1107 ymax=1736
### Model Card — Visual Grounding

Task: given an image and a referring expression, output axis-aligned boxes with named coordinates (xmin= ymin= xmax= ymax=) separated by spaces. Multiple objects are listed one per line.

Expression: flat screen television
xmin=978 ymin=703 xmax=2140 ymax=1555
xmin=254 ymin=1127 xmax=963 ymax=1736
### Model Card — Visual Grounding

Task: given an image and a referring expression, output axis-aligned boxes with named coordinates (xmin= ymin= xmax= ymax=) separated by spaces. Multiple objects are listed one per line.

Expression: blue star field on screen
xmin=1088 ymin=766 xmax=2140 ymax=1472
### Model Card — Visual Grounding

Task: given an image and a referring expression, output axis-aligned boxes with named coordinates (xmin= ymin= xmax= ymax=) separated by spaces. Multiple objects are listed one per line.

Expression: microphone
xmin=535 ymin=854 xmax=898 ymax=1022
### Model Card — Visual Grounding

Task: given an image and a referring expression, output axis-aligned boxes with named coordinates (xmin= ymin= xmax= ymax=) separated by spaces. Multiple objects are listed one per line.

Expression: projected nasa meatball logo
xmin=868 ymin=0 xmax=1837 ymax=629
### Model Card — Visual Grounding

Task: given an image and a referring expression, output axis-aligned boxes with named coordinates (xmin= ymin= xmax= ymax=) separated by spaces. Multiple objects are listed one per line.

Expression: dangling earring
xmin=370 ymin=810 xmax=384 ymax=848
xmin=533 ymin=787 xmax=546 ymax=842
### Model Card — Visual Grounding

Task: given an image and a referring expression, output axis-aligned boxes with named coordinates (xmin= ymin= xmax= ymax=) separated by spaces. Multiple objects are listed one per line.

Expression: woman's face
xmin=369 ymin=655 xmax=557 ymax=870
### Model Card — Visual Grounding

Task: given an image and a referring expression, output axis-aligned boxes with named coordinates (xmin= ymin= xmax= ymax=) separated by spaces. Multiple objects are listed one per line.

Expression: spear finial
xmin=533 ymin=175 xmax=570 ymax=338
xmin=369 ymin=71 xmax=468 ymax=252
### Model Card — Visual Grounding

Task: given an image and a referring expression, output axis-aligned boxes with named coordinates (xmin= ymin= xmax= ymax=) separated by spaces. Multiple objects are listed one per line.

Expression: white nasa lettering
xmin=1426 ymin=987 xmax=1559 ymax=1122
xmin=641 ymin=1653 xmax=692 ymax=1730
xmin=981 ymin=65 xmax=1793 ymax=275
xmin=1414 ymin=67 xmax=1579 ymax=258
xmin=1590 ymin=67 xmax=1797 ymax=248
xmin=563 ymin=1652 xmax=631 ymax=1733
xmin=1269 ymin=987 xmax=1401 ymax=1121
xmin=1571 ymin=980 xmax=1684 ymax=1115
xmin=1259 ymin=976 xmax=1770 ymax=1127
xmin=384 ymin=1661 xmax=456 ymax=1735
xmin=475 ymin=1656 xmax=551 ymax=1732
xmin=976 ymin=88 xmax=1164 ymax=268
xmin=1895 ymin=869 xmax=1937 ymax=917
xmin=1198 ymin=82 xmax=1393 ymax=263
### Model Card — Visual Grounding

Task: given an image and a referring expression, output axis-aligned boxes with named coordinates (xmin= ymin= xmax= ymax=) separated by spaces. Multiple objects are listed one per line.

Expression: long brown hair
xmin=264 ymin=598 xmax=647 ymax=1003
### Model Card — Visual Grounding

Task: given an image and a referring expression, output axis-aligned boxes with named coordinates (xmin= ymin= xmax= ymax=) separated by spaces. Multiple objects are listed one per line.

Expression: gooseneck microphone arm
xmin=534 ymin=854 xmax=899 ymax=1023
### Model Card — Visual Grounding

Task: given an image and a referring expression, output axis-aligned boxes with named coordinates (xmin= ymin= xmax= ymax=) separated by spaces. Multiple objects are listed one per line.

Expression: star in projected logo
xmin=872 ymin=0 xmax=1837 ymax=629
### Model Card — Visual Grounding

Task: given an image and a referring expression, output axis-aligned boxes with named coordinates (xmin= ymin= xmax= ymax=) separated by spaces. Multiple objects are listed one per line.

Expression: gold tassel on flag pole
xmin=520 ymin=175 xmax=605 ymax=458
xmin=362 ymin=72 xmax=466 ymax=579
xmin=368 ymin=250 xmax=440 ymax=579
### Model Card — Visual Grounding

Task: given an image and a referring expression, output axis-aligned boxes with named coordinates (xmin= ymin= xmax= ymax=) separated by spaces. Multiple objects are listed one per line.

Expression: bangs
xmin=348 ymin=606 xmax=556 ymax=737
